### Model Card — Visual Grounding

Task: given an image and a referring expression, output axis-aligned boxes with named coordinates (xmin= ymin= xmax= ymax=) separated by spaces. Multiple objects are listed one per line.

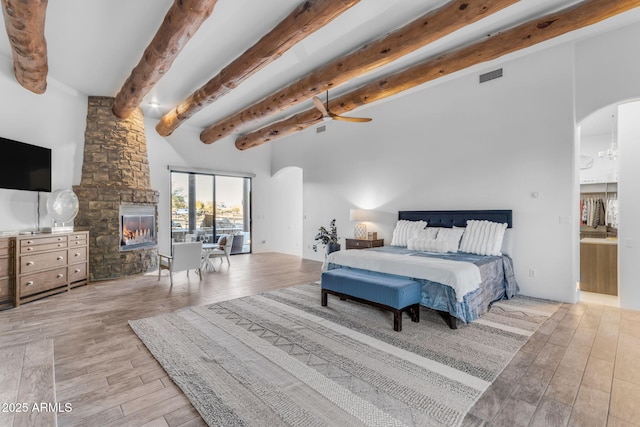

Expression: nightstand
xmin=345 ymin=238 xmax=384 ymax=250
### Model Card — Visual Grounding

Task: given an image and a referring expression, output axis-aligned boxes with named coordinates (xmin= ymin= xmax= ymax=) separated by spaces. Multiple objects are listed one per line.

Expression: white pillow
xmin=435 ymin=228 xmax=465 ymax=253
xmin=407 ymin=237 xmax=448 ymax=253
xmin=458 ymin=220 xmax=508 ymax=256
xmin=415 ymin=227 xmax=439 ymax=240
xmin=390 ymin=220 xmax=427 ymax=246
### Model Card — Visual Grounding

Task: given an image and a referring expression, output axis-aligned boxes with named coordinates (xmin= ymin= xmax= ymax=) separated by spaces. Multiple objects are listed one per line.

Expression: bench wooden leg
xmin=321 ymin=290 xmax=328 ymax=306
xmin=393 ymin=310 xmax=402 ymax=332
xmin=409 ymin=304 xmax=420 ymax=323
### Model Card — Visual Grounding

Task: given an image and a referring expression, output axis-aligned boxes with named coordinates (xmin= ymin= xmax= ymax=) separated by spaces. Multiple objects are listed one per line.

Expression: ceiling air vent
xmin=316 ymin=125 xmax=326 ymax=133
xmin=479 ymin=68 xmax=503 ymax=83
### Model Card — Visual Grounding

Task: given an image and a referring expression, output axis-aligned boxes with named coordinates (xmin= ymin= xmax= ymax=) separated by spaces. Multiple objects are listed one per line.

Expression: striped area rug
xmin=129 ymin=283 xmax=559 ymax=427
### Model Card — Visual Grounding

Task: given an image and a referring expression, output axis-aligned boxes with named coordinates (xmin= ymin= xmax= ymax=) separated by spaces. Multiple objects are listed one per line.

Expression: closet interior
xmin=579 ymin=182 xmax=618 ymax=296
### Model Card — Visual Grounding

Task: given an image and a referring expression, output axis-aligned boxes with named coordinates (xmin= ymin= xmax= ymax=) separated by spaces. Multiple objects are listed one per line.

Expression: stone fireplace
xmin=74 ymin=96 xmax=159 ymax=280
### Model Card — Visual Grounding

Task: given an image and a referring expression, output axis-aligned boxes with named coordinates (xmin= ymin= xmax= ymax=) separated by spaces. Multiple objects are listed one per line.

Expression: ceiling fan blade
xmin=331 ymin=114 xmax=372 ymax=123
xmin=312 ymin=96 xmax=329 ymax=117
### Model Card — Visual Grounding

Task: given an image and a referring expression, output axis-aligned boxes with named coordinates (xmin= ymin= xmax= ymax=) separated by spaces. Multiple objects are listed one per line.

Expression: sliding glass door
xmin=170 ymin=171 xmax=251 ymax=254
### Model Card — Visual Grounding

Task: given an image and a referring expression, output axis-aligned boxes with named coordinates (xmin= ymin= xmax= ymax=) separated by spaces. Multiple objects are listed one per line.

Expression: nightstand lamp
xmin=350 ymin=209 xmax=371 ymax=239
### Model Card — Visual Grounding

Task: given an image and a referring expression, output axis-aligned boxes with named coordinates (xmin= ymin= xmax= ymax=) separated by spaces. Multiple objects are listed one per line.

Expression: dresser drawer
xmin=69 ymin=238 xmax=87 ymax=247
xmin=0 ymin=257 xmax=12 ymax=277
xmin=20 ymin=267 xmax=67 ymax=297
xmin=68 ymin=246 xmax=87 ymax=263
xmin=69 ymin=263 xmax=87 ymax=282
xmin=20 ymin=235 xmax=68 ymax=254
xmin=69 ymin=233 xmax=86 ymax=241
xmin=0 ymin=277 xmax=10 ymax=299
xmin=20 ymin=250 xmax=67 ymax=274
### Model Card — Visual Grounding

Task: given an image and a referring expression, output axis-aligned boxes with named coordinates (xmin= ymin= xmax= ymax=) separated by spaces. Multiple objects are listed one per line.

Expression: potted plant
xmin=313 ymin=219 xmax=341 ymax=255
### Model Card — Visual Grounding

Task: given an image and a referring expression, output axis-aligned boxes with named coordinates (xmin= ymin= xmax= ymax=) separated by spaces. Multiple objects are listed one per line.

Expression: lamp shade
xmin=349 ymin=209 xmax=371 ymax=222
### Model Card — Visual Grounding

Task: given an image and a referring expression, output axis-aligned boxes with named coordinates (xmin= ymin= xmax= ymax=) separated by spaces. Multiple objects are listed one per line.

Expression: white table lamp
xmin=350 ymin=209 xmax=371 ymax=239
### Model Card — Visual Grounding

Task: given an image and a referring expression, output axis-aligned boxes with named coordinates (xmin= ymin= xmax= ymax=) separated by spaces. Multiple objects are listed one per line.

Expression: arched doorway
xmin=578 ymin=99 xmax=640 ymax=311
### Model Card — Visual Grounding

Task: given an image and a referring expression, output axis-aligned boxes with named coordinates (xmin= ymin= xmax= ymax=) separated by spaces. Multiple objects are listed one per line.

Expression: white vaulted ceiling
xmin=1 ymin=0 xmax=639 ymax=140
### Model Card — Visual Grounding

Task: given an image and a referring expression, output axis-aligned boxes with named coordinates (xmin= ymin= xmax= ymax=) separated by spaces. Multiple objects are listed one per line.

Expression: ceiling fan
xmin=312 ymin=91 xmax=372 ymax=123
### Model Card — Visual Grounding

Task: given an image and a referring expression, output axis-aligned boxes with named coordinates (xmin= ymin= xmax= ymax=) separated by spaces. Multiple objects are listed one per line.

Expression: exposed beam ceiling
xmin=236 ymin=0 xmax=640 ymax=149
xmin=199 ymin=0 xmax=519 ymax=145
xmin=112 ymin=0 xmax=218 ymax=119
xmin=1 ymin=1 xmax=639 ymax=142
xmin=1 ymin=0 xmax=48 ymax=94
xmin=156 ymin=0 xmax=361 ymax=137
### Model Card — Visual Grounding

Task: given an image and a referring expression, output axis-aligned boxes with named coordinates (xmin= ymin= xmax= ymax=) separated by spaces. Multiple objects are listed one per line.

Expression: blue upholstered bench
xmin=321 ymin=268 xmax=421 ymax=332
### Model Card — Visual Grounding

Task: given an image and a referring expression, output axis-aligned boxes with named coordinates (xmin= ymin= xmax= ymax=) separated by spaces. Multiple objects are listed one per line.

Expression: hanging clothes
xmin=606 ymin=197 xmax=619 ymax=228
xmin=579 ymin=194 xmax=618 ymax=229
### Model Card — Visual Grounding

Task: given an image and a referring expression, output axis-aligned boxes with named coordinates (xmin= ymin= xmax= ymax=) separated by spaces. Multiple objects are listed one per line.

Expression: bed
xmin=324 ymin=210 xmax=518 ymax=328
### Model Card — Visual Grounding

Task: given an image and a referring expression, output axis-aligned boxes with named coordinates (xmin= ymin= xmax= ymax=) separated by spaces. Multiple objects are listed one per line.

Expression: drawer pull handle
xmin=58 ymin=243 xmax=63 ymax=247
xmin=74 ymin=253 xmax=80 ymax=257
xmin=58 ymin=237 xmax=63 ymax=241
xmin=26 ymin=281 xmax=34 ymax=286
xmin=74 ymin=269 xmax=81 ymax=273
xmin=57 ymin=256 xmax=64 ymax=261
xmin=27 ymin=240 xmax=33 ymax=244
xmin=26 ymin=261 xmax=34 ymax=266
xmin=27 ymin=247 xmax=33 ymax=251
xmin=57 ymin=274 xmax=64 ymax=279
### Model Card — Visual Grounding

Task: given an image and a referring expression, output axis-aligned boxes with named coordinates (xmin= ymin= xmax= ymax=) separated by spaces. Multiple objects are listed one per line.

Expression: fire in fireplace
xmin=120 ymin=205 xmax=156 ymax=251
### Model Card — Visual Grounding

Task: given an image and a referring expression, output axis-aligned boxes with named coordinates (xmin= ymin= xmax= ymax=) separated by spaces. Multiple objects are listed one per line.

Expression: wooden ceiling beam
xmin=156 ymin=0 xmax=361 ymax=137
xmin=112 ymin=0 xmax=218 ymax=119
xmin=236 ymin=0 xmax=640 ymax=150
xmin=1 ymin=0 xmax=48 ymax=94
xmin=200 ymin=0 xmax=519 ymax=144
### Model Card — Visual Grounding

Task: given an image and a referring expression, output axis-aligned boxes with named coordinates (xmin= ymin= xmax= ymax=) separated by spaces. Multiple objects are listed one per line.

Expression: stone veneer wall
xmin=73 ymin=96 xmax=159 ymax=280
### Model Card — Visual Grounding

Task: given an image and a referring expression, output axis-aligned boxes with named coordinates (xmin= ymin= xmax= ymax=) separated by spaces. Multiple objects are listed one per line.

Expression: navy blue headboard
xmin=398 ymin=210 xmax=512 ymax=228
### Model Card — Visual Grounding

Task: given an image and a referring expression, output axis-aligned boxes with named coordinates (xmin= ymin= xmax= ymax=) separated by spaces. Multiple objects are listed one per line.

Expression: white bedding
xmin=324 ymin=250 xmax=482 ymax=302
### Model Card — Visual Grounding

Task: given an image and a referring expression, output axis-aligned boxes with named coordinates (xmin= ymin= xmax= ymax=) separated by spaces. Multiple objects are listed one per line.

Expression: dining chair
xmin=207 ymin=234 xmax=234 ymax=267
xmin=158 ymin=241 xmax=203 ymax=285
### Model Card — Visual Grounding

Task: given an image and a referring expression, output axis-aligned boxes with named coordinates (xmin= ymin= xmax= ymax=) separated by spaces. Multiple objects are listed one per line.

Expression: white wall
xmin=268 ymin=167 xmax=303 ymax=256
xmin=575 ymin=23 xmax=640 ymax=124
xmin=618 ymin=101 xmax=640 ymax=311
xmin=0 ymin=55 xmax=87 ymax=232
xmin=273 ymin=44 xmax=578 ymax=303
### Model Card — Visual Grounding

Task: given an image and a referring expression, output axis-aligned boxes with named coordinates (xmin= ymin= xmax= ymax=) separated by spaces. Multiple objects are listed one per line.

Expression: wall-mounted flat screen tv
xmin=0 ymin=136 xmax=52 ymax=192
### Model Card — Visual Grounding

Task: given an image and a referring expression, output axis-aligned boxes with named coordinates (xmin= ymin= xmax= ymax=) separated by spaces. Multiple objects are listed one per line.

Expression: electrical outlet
xmin=528 ymin=268 xmax=536 ymax=278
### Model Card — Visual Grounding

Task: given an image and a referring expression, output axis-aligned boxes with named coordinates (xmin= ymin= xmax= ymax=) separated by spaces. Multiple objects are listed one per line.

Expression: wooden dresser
xmin=14 ymin=231 xmax=89 ymax=307
xmin=0 ymin=236 xmax=15 ymax=310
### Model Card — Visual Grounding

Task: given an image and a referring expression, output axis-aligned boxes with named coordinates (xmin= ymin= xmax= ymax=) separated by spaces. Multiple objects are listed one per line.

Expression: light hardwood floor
xmin=0 ymin=252 xmax=638 ymax=426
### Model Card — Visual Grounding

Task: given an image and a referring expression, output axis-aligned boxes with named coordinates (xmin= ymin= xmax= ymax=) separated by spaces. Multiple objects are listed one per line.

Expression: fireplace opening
xmin=120 ymin=205 xmax=156 ymax=251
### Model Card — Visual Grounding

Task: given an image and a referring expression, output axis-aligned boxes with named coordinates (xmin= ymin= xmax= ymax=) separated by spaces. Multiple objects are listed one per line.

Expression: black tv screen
xmin=0 ymin=137 xmax=52 ymax=192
